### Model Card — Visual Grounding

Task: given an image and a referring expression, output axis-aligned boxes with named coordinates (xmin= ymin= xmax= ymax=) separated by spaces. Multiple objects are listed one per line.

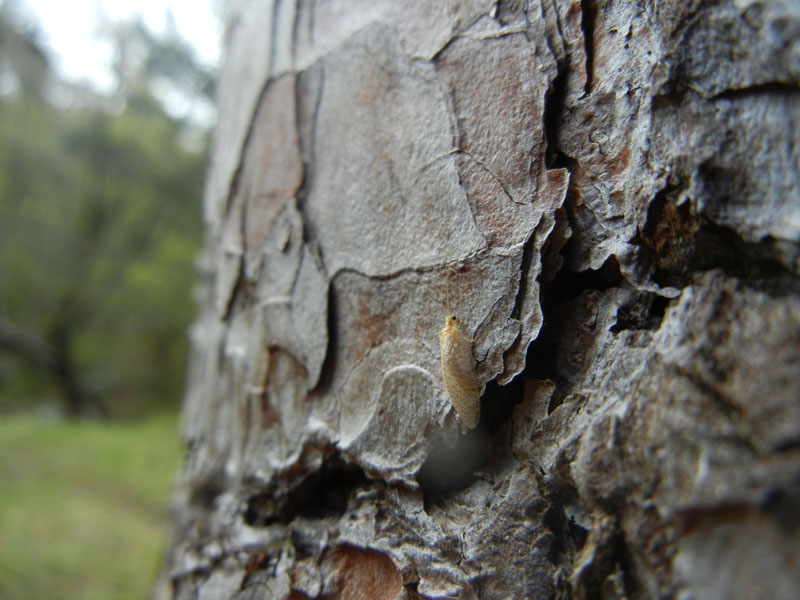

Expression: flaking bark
xmin=166 ymin=2 xmax=800 ymax=599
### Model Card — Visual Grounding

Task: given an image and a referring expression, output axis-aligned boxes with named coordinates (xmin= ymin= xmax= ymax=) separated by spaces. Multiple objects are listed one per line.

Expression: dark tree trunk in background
xmin=0 ymin=315 xmax=101 ymax=417
xmin=166 ymin=1 xmax=800 ymax=599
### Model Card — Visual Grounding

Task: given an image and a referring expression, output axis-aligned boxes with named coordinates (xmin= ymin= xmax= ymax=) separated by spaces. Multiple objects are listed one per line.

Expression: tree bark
xmin=167 ymin=2 xmax=800 ymax=599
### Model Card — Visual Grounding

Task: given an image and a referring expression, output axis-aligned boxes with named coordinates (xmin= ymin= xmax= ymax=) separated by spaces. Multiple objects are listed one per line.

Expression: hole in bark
xmin=189 ymin=478 xmax=224 ymax=509
xmin=609 ymin=293 xmax=669 ymax=333
xmin=402 ymin=582 xmax=421 ymax=599
xmin=569 ymin=514 xmax=590 ymax=549
xmin=763 ymin=481 xmax=800 ymax=533
xmin=187 ymin=464 xmax=227 ymax=509
xmin=244 ymin=454 xmax=368 ymax=526
xmin=638 ymin=188 xmax=699 ymax=288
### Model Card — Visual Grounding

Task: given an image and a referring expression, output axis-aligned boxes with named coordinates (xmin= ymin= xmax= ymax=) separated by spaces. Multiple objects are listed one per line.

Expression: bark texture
xmin=168 ymin=1 xmax=800 ymax=599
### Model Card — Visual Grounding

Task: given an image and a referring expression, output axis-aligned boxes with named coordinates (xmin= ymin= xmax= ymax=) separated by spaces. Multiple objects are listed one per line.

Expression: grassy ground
xmin=0 ymin=414 xmax=182 ymax=600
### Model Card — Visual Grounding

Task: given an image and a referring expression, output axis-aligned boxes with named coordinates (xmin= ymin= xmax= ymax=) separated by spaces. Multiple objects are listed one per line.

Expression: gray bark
xmin=166 ymin=1 xmax=800 ymax=599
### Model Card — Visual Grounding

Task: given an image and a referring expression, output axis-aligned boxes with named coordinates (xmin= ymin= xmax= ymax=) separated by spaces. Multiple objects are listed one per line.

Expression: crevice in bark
xmin=244 ymin=453 xmax=369 ymax=526
xmin=308 ymin=277 xmax=338 ymax=396
xmin=428 ymin=34 xmax=457 ymax=65
xmin=670 ymin=364 xmax=747 ymax=427
xmin=524 ymin=255 xmax=622 ymax=383
xmin=294 ymin=62 xmax=327 ymax=262
xmin=579 ymin=0 xmax=596 ymax=94
xmin=638 ymin=182 xmax=797 ymax=291
xmin=509 ymin=228 xmax=537 ymax=321
xmin=543 ymin=62 xmax=571 ymax=169
xmin=542 ymin=205 xmax=572 ymax=279
xmin=707 ymin=81 xmax=800 ymax=101
xmin=675 ymin=505 xmax=758 ymax=538
xmin=224 ymin=161 xmax=244 ymax=221
xmin=577 ymin=524 xmax=637 ymax=599
xmin=401 ymin=581 xmax=423 ymax=600
xmin=292 ymin=89 xmax=311 ymax=243
xmin=479 ymin=376 xmax=525 ymax=439
xmin=773 ymin=437 xmax=800 ymax=454
xmin=222 ymin=255 xmax=249 ymax=321
xmin=546 ymin=255 xmax=623 ymax=304
xmin=546 ymin=391 xmax=569 ymax=416
xmin=221 ymin=75 xmax=278 ymax=221
xmin=542 ymin=507 xmax=589 ymax=567
xmin=692 ymin=219 xmax=794 ymax=284
xmin=539 ymin=482 xmax=589 ymax=567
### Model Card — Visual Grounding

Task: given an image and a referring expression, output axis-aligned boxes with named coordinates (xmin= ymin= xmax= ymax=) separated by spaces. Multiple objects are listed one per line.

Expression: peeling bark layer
xmin=168 ymin=1 xmax=800 ymax=599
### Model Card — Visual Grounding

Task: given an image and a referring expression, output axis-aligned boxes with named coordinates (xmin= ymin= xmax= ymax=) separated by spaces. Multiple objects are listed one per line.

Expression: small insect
xmin=439 ymin=314 xmax=481 ymax=429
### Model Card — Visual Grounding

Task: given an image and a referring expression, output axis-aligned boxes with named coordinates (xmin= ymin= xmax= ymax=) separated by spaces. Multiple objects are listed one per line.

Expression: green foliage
xmin=0 ymin=414 xmax=181 ymax=600
xmin=0 ymin=9 xmax=209 ymax=416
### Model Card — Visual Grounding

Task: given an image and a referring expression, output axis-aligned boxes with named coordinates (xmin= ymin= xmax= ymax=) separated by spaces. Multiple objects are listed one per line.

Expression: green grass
xmin=0 ymin=414 xmax=182 ymax=600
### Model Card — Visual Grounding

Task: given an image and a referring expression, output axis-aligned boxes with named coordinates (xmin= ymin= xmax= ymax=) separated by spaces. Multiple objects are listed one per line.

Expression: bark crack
xmin=244 ymin=451 xmax=370 ymax=526
xmin=579 ymin=0 xmax=596 ymax=94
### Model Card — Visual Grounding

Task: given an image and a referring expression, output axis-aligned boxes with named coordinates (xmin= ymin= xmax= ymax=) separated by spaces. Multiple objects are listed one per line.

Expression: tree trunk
xmin=0 ymin=315 xmax=102 ymax=417
xmin=166 ymin=1 xmax=800 ymax=599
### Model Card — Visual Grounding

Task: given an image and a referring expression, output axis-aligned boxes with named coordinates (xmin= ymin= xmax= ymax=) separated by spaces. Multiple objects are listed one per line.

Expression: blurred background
xmin=0 ymin=0 xmax=221 ymax=597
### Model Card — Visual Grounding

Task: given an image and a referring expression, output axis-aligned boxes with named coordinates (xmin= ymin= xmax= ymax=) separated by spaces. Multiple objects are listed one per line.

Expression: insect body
xmin=439 ymin=315 xmax=481 ymax=428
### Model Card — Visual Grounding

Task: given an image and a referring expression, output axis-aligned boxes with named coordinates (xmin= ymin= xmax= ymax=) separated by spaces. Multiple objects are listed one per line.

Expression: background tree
xmin=167 ymin=1 xmax=800 ymax=599
xmin=0 ymin=4 xmax=212 ymax=417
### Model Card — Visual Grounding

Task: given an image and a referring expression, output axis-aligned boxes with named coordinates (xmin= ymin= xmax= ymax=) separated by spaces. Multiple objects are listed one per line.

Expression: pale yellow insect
xmin=439 ymin=314 xmax=481 ymax=429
